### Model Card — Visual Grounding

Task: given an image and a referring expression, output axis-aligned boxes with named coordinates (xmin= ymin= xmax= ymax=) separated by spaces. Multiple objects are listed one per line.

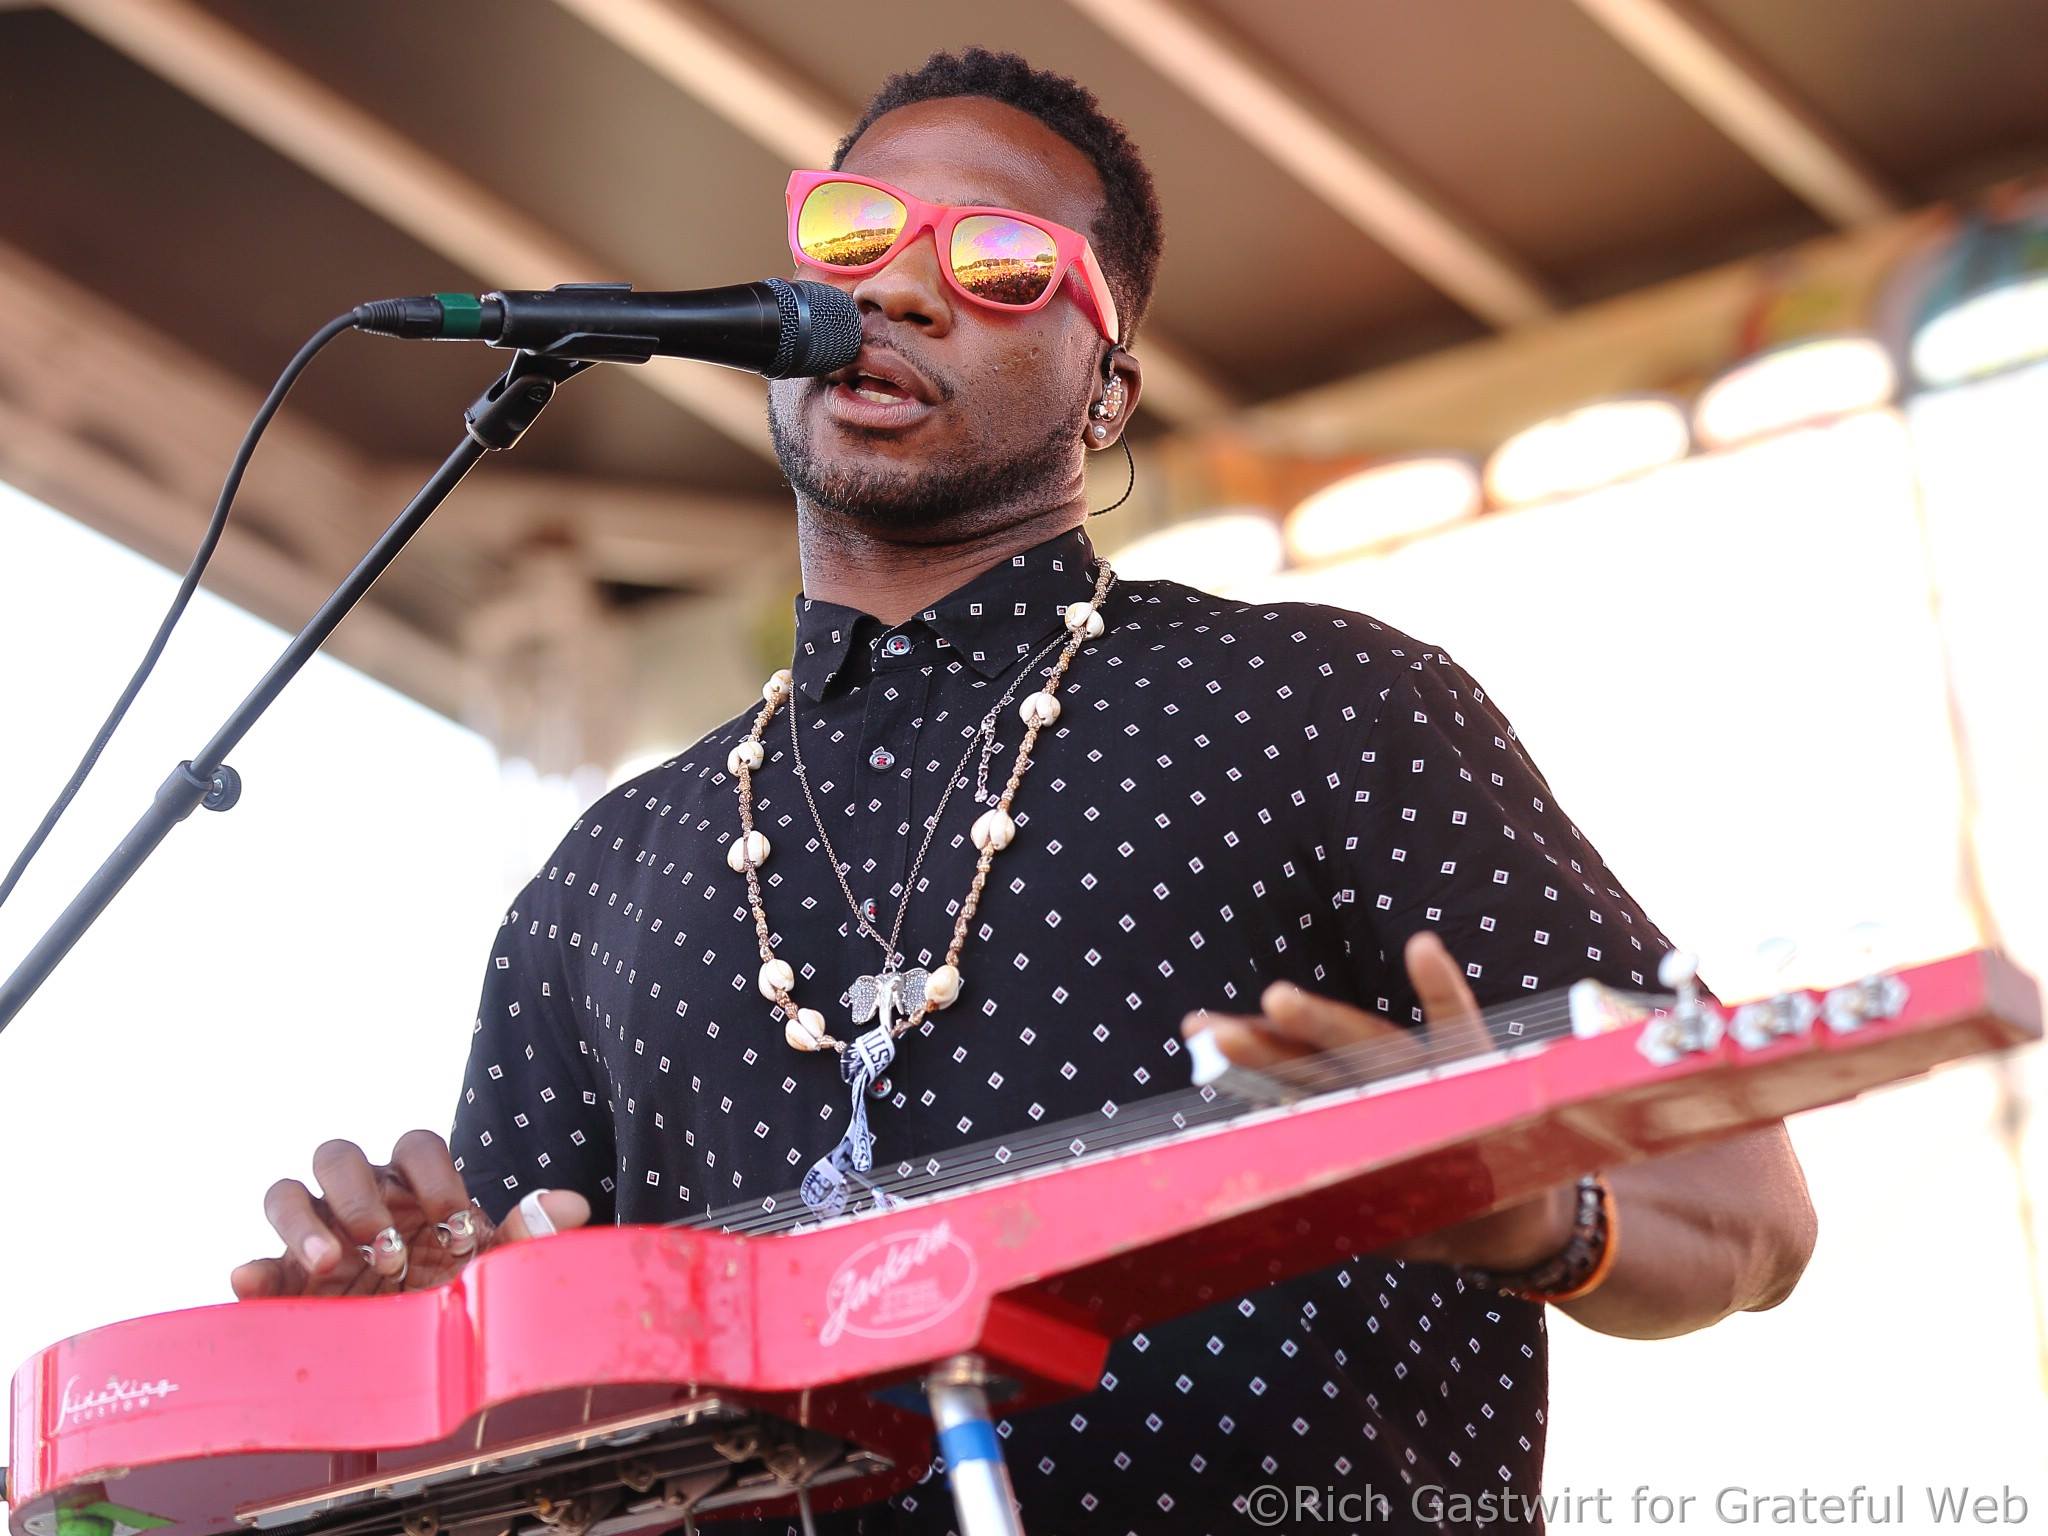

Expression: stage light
xmin=1109 ymin=509 xmax=1284 ymax=585
xmin=1911 ymin=273 xmax=2048 ymax=387
xmin=1901 ymin=200 xmax=2048 ymax=388
xmin=1283 ymin=455 xmax=1481 ymax=564
xmin=1483 ymin=396 xmax=1691 ymax=507
xmin=1694 ymin=335 xmax=1897 ymax=448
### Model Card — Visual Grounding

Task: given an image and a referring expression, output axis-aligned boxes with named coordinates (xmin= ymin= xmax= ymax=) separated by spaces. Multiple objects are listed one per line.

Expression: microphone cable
xmin=0 ymin=311 xmax=358 ymax=915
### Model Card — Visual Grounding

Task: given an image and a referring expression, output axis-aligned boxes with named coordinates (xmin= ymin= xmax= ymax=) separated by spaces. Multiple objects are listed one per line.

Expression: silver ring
xmin=356 ymin=1225 xmax=407 ymax=1283
xmin=434 ymin=1209 xmax=480 ymax=1255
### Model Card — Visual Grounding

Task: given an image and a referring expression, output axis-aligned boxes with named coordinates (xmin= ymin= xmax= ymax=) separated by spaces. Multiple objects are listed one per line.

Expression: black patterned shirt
xmin=450 ymin=524 xmax=1677 ymax=1534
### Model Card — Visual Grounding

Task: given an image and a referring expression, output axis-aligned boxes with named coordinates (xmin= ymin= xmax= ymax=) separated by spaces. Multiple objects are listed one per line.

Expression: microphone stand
xmin=0 ymin=348 xmax=591 ymax=1034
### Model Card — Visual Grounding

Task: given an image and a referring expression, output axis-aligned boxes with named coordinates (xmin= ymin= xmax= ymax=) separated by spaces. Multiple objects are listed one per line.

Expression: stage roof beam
xmin=0 ymin=240 xmax=793 ymax=715
xmin=1570 ymin=0 xmax=1902 ymax=227
xmin=47 ymin=0 xmax=777 ymax=460
xmin=1063 ymin=0 xmax=1557 ymax=328
xmin=0 ymin=241 xmax=474 ymax=713
xmin=548 ymin=0 xmax=1238 ymax=424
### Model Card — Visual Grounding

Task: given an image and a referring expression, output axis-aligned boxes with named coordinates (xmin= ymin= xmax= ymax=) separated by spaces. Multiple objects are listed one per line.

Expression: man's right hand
xmin=229 ymin=1129 xmax=590 ymax=1299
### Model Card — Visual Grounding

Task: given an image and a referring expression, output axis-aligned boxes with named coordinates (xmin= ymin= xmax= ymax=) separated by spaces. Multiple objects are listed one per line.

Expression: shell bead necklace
xmin=726 ymin=562 xmax=1114 ymax=1058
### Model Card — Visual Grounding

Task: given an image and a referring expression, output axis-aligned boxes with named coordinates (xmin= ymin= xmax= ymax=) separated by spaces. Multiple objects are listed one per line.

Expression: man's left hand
xmin=1179 ymin=929 xmax=1576 ymax=1273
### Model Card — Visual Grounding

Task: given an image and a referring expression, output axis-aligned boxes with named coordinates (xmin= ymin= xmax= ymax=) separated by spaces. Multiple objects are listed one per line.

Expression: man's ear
xmin=1086 ymin=346 xmax=1144 ymax=452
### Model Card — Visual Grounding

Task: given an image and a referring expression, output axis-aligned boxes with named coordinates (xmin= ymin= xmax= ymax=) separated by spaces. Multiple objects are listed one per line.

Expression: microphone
xmin=351 ymin=278 xmax=863 ymax=377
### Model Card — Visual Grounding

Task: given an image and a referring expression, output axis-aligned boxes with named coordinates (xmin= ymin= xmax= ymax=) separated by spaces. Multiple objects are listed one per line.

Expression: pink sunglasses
xmin=786 ymin=169 xmax=1121 ymax=343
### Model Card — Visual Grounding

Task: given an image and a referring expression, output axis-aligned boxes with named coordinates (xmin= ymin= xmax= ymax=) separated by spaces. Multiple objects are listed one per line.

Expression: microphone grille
xmin=765 ymin=278 xmax=803 ymax=377
xmin=780 ymin=280 xmax=863 ymax=378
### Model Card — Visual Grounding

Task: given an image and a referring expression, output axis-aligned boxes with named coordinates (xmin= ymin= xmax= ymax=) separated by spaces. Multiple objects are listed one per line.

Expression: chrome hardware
xmin=1730 ymin=937 xmax=1818 ymax=1050
xmin=1823 ymin=923 xmax=1909 ymax=1033
xmin=1731 ymin=990 xmax=1818 ymax=1049
xmin=928 ymin=1356 xmax=1025 ymax=1536
xmin=928 ymin=1353 xmax=997 ymax=1389
xmin=1823 ymin=971 xmax=1908 ymax=1033
xmin=235 ymin=1397 xmax=736 ymax=1528
xmin=1638 ymin=950 xmax=1725 ymax=1066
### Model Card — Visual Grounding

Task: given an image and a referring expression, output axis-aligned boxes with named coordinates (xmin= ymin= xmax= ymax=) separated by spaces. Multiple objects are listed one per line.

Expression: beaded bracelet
xmin=1457 ymin=1174 xmax=1618 ymax=1305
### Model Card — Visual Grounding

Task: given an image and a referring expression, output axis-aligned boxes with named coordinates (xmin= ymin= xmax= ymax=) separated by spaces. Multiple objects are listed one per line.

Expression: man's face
xmin=767 ymin=95 xmax=1112 ymax=532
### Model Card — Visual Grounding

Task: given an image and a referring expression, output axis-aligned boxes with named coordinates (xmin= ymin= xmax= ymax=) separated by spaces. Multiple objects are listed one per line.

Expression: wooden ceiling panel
xmin=0 ymin=8 xmax=781 ymax=488
xmin=690 ymin=0 xmax=1474 ymax=399
xmin=191 ymin=0 xmax=798 ymax=292
xmin=1198 ymin=0 xmax=1827 ymax=296
xmin=0 ymin=9 xmax=492 ymax=458
xmin=1695 ymin=0 xmax=2048 ymax=192
xmin=3 ymin=0 xmax=2044 ymax=619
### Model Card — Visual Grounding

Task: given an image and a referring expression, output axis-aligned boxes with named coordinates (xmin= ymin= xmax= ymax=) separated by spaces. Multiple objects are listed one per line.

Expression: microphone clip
xmin=464 ymin=348 xmax=593 ymax=452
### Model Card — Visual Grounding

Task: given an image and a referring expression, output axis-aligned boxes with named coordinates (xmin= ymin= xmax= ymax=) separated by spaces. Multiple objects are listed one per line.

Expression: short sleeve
xmin=1335 ymin=650 xmax=1682 ymax=1027
xmin=449 ymin=878 xmax=617 ymax=1224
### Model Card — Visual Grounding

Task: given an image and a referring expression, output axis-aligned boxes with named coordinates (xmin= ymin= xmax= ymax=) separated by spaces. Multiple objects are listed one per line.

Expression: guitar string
xmin=695 ymin=995 xmax=1594 ymax=1236
xmin=766 ymin=968 xmax=1678 ymax=1227
xmin=686 ymin=984 xmax=1652 ymax=1236
xmin=702 ymin=968 xmax=1686 ymax=1235
xmin=709 ymin=1015 xmax=1584 ymax=1238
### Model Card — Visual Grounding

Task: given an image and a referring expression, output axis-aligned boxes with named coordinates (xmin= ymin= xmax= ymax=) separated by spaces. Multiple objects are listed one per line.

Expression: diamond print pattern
xmin=451 ymin=526 xmax=1675 ymax=1534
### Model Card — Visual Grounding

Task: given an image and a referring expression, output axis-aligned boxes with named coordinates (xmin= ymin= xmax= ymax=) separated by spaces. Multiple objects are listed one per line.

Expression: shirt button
xmin=882 ymin=633 xmax=912 ymax=657
xmin=868 ymin=747 xmax=896 ymax=771
xmin=862 ymin=898 xmax=880 ymax=922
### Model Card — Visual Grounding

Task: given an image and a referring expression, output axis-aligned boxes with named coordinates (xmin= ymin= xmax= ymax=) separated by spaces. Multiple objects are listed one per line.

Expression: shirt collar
xmin=791 ymin=525 xmax=1102 ymax=701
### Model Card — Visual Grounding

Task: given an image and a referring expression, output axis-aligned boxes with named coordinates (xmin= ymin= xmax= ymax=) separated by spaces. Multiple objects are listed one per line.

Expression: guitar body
xmin=9 ymin=949 xmax=2037 ymax=1532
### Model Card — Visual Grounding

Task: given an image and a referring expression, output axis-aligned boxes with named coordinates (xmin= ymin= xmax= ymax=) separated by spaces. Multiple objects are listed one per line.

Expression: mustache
xmin=818 ymin=335 xmax=955 ymax=405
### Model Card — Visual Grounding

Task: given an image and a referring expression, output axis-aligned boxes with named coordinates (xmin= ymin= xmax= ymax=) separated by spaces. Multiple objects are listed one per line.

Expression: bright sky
xmin=3 ymin=364 xmax=2045 ymax=1520
xmin=0 ymin=485 xmax=582 ymax=1404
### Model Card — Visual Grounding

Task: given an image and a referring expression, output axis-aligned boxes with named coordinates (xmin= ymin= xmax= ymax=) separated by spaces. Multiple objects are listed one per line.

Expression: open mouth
xmin=844 ymin=373 xmax=913 ymax=405
xmin=819 ymin=352 xmax=937 ymax=432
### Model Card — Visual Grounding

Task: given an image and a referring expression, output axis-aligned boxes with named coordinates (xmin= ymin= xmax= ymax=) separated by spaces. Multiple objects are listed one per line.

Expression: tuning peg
xmin=1657 ymin=949 xmax=1698 ymax=993
xmin=1816 ymin=922 xmax=1908 ymax=1033
xmin=1730 ymin=936 xmax=1818 ymax=1051
xmin=1823 ymin=933 xmax=1909 ymax=1035
xmin=1640 ymin=949 xmax=1725 ymax=1066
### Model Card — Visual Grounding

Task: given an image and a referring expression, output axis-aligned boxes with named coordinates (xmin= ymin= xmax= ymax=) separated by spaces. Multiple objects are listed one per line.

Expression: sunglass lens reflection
xmin=798 ymin=181 xmax=907 ymax=267
xmin=950 ymin=215 xmax=1058 ymax=305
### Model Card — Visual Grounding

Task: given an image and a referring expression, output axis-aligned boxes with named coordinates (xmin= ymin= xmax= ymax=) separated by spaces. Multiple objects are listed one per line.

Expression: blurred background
xmin=2 ymin=0 xmax=2044 ymax=1522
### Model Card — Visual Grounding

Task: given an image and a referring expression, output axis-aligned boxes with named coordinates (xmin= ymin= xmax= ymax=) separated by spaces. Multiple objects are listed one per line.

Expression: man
xmin=233 ymin=48 xmax=1815 ymax=1534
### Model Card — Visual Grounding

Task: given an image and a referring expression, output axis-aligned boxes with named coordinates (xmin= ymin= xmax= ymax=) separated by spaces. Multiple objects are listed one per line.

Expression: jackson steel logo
xmin=820 ymin=1221 xmax=978 ymax=1346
